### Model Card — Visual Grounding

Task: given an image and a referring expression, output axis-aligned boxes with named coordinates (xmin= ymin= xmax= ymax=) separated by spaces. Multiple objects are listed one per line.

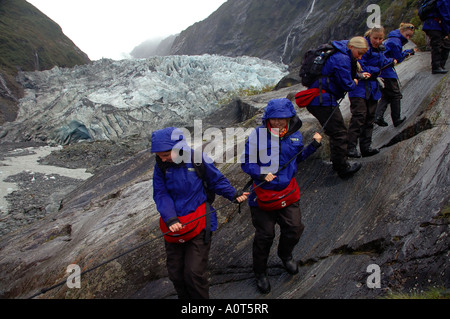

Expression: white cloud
xmin=26 ymin=0 xmax=227 ymax=60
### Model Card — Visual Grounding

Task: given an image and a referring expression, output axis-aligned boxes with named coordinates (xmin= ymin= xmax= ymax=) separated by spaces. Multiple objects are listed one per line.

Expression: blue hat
xmin=262 ymin=98 xmax=297 ymax=122
xmin=150 ymin=127 xmax=188 ymax=153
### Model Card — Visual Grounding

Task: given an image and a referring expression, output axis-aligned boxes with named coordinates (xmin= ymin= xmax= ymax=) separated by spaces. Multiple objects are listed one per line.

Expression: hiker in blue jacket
xmin=306 ymin=36 xmax=368 ymax=178
xmin=422 ymin=0 xmax=450 ymax=74
xmin=347 ymin=26 xmax=395 ymax=158
xmin=375 ymin=24 xmax=417 ymax=127
xmin=152 ymin=127 xmax=248 ymax=299
xmin=241 ymin=98 xmax=322 ymax=294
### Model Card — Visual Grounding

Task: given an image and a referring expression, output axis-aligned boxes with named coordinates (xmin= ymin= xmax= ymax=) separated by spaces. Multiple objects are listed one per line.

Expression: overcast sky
xmin=27 ymin=0 xmax=227 ymax=61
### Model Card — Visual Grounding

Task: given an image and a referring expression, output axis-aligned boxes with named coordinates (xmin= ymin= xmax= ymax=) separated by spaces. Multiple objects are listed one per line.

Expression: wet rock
xmin=0 ymin=51 xmax=448 ymax=299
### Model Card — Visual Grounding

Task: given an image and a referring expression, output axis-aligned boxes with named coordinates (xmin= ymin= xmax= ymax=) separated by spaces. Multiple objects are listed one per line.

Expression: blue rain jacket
xmin=349 ymin=37 xmax=394 ymax=101
xmin=309 ymin=40 xmax=357 ymax=106
xmin=152 ymin=127 xmax=237 ymax=231
xmin=381 ymin=30 xmax=415 ymax=79
xmin=241 ymin=99 xmax=320 ymax=207
xmin=422 ymin=0 xmax=450 ymax=34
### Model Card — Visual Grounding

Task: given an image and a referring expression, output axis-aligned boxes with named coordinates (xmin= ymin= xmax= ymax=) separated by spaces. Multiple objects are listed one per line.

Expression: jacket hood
xmin=387 ymin=29 xmax=408 ymax=45
xmin=151 ymin=127 xmax=189 ymax=153
xmin=262 ymin=98 xmax=297 ymax=121
xmin=332 ymin=40 xmax=350 ymax=54
xmin=262 ymin=98 xmax=302 ymax=137
xmin=387 ymin=29 xmax=402 ymax=39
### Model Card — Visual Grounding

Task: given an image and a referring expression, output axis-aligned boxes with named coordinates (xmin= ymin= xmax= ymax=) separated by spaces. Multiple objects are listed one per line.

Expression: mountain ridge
xmin=132 ymin=0 xmax=422 ymax=69
xmin=0 ymin=0 xmax=91 ymax=124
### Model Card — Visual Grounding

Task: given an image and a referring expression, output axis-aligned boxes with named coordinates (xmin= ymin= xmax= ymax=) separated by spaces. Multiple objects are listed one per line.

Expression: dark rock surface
xmin=0 ymin=51 xmax=448 ymax=299
xmin=164 ymin=0 xmax=418 ymax=68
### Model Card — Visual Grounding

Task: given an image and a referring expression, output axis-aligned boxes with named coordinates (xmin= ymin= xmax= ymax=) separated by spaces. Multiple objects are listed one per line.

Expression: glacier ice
xmin=14 ymin=55 xmax=288 ymax=143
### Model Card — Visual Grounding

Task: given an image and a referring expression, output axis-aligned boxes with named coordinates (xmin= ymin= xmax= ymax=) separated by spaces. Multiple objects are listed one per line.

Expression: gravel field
xmin=0 ymin=139 xmax=146 ymax=238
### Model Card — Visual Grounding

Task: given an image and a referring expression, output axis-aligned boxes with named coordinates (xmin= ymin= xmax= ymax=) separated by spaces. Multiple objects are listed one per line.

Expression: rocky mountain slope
xmin=0 ymin=0 xmax=447 ymax=300
xmin=134 ymin=0 xmax=421 ymax=68
xmin=0 ymin=0 xmax=90 ymax=124
xmin=0 ymin=48 xmax=448 ymax=299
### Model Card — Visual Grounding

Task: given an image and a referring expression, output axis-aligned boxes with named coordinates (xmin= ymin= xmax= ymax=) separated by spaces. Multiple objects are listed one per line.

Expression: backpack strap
xmin=192 ymin=151 xmax=216 ymax=204
xmin=204 ymin=202 xmax=211 ymax=245
xmin=191 ymin=151 xmax=213 ymax=244
xmin=319 ymin=76 xmax=323 ymax=105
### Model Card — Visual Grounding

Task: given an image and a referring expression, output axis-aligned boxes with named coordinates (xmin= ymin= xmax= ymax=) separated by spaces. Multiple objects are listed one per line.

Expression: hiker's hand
xmin=236 ymin=192 xmax=250 ymax=203
xmin=313 ymin=132 xmax=322 ymax=144
xmin=354 ymin=79 xmax=359 ymax=86
xmin=362 ymin=72 xmax=371 ymax=79
xmin=169 ymin=222 xmax=184 ymax=232
xmin=264 ymin=173 xmax=277 ymax=182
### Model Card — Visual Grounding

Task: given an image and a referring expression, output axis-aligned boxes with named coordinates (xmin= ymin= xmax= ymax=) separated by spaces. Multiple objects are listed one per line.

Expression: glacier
xmin=7 ymin=55 xmax=288 ymax=143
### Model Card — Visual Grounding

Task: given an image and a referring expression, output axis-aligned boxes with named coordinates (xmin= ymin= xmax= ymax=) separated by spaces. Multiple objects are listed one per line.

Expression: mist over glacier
xmin=9 ymin=55 xmax=287 ymax=143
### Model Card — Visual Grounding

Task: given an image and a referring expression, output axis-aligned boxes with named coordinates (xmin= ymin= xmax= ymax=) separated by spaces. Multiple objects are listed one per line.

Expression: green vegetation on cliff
xmin=0 ymin=0 xmax=90 ymax=74
xmin=0 ymin=0 xmax=90 ymax=123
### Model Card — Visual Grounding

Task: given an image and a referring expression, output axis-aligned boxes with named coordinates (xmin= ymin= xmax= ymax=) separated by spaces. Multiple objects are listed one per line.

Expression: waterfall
xmin=280 ymin=0 xmax=317 ymax=63
xmin=281 ymin=30 xmax=294 ymax=62
xmin=305 ymin=0 xmax=316 ymax=21
xmin=35 ymin=51 xmax=40 ymax=71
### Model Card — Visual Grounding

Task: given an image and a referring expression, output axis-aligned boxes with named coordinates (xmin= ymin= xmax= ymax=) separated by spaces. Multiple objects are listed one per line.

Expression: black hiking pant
xmin=307 ymin=104 xmax=349 ymax=172
xmin=348 ymin=97 xmax=378 ymax=151
xmin=250 ymin=201 xmax=304 ymax=274
xmin=375 ymin=78 xmax=403 ymax=125
xmin=165 ymin=231 xmax=211 ymax=299
xmin=425 ymin=30 xmax=450 ymax=70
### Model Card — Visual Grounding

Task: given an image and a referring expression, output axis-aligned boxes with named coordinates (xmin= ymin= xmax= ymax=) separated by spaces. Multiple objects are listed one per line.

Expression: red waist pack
xmin=254 ymin=178 xmax=300 ymax=211
xmin=159 ymin=203 xmax=206 ymax=243
xmin=295 ymin=88 xmax=325 ymax=108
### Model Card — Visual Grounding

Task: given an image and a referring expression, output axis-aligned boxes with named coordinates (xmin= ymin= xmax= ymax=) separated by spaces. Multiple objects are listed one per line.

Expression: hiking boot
xmin=432 ymin=67 xmax=448 ymax=74
xmin=347 ymin=148 xmax=361 ymax=158
xmin=394 ymin=117 xmax=406 ymax=127
xmin=282 ymin=258 xmax=299 ymax=275
xmin=337 ymin=162 xmax=362 ymax=179
xmin=375 ymin=117 xmax=388 ymax=127
xmin=255 ymin=273 xmax=271 ymax=294
xmin=361 ymin=147 xmax=380 ymax=158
